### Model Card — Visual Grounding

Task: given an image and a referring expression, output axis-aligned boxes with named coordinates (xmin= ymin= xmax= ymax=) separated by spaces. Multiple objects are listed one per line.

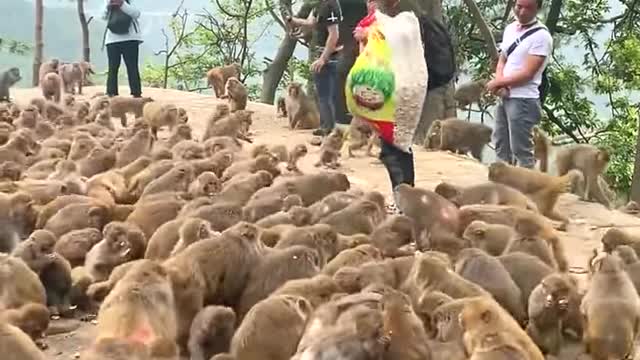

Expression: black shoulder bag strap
xmin=505 ymin=25 xmax=546 ymax=58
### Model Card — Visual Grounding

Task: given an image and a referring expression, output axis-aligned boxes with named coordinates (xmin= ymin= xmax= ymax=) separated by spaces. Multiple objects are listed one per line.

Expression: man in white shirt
xmin=486 ymin=0 xmax=553 ymax=168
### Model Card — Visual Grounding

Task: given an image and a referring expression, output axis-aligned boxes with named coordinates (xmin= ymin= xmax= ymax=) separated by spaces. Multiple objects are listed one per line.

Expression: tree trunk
xmin=77 ymin=0 xmax=91 ymax=62
xmin=33 ymin=0 xmax=44 ymax=86
xmin=260 ymin=1 xmax=314 ymax=104
xmin=631 ymin=117 xmax=640 ymax=202
xmin=545 ymin=0 xmax=563 ymax=35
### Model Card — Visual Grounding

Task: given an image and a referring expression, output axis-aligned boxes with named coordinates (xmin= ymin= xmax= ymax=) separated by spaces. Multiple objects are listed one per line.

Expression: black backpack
xmin=418 ymin=15 xmax=457 ymax=90
xmin=107 ymin=0 xmax=137 ymax=35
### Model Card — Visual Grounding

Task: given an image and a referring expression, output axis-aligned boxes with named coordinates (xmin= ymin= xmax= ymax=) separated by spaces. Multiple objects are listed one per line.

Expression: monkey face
xmin=287 ymin=83 xmax=302 ymax=98
xmin=487 ymin=162 xmax=508 ymax=181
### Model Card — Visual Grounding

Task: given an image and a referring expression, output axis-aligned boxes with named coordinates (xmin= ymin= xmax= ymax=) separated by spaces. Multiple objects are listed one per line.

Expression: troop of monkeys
xmin=0 ymin=59 xmax=639 ymax=360
xmin=36 ymin=59 xmax=95 ymax=103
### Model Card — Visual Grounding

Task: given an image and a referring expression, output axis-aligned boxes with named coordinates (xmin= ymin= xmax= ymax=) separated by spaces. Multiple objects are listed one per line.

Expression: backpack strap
xmin=505 ymin=25 xmax=546 ymax=58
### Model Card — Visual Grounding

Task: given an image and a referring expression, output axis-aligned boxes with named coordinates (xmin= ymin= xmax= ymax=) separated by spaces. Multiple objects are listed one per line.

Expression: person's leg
xmin=325 ymin=59 xmax=339 ymax=130
xmin=312 ymin=60 xmax=337 ymax=136
xmin=379 ymin=138 xmax=415 ymax=214
xmin=105 ymin=42 xmax=122 ymax=97
xmin=121 ymin=41 xmax=142 ymax=97
xmin=508 ymin=98 xmax=542 ymax=168
xmin=492 ymin=98 xmax=513 ymax=164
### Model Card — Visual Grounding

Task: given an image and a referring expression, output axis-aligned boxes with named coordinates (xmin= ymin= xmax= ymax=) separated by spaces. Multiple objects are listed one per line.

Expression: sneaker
xmin=385 ymin=203 xmax=401 ymax=215
xmin=312 ymin=128 xmax=330 ymax=137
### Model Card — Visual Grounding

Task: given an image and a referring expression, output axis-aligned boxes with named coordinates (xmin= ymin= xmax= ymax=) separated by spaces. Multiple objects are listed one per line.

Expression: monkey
xmin=206 ymin=109 xmax=254 ymax=144
xmin=322 ymin=244 xmax=382 ymax=276
xmin=381 ymin=288 xmax=432 ymax=360
xmin=150 ymin=147 xmax=174 ymax=161
xmin=162 ymin=222 xmax=265 ymax=346
xmin=143 ymin=102 xmax=179 ymax=138
xmin=526 ymin=272 xmax=580 ymax=355
xmin=95 ymin=260 xmax=178 ymax=357
xmin=202 ymin=104 xmax=232 ymax=142
xmin=286 ymin=143 xmax=308 ymax=173
xmin=172 ymin=140 xmax=205 ymax=161
xmin=81 ymin=337 xmax=152 ymax=360
xmin=189 ymin=171 xmax=222 ymax=198
xmin=0 ymin=128 xmax=41 ymax=166
xmin=126 ymin=197 xmax=185 ymax=240
xmin=144 ymin=218 xmax=188 ymax=261
xmin=188 ymin=306 xmax=236 ymax=360
xmin=250 ymin=172 xmax=350 ymax=207
xmin=400 ymin=253 xmax=488 ymax=303
xmin=0 ymin=67 xmax=21 ymax=102
xmin=242 ymin=193 xmax=303 ymax=223
xmin=215 ymin=170 xmax=274 ymax=206
xmin=254 ymin=205 xmax=312 ymax=229
xmin=139 ymin=162 xmax=194 ymax=200
xmin=454 ymin=79 xmax=488 ymax=110
xmin=11 ymin=229 xmax=57 ymax=274
xmin=317 ymin=199 xmax=383 ymax=236
xmin=207 ymin=63 xmax=242 ymax=98
xmin=555 ymin=143 xmax=612 ymax=208
xmin=54 ymin=228 xmax=103 ymax=267
xmin=532 ymin=125 xmax=551 ymax=172
xmin=204 ymin=135 xmax=241 ymax=156
xmin=273 ymin=224 xmax=341 ymax=265
xmin=434 ymin=181 xmax=538 ymax=211
xmin=461 ymin=220 xmax=514 ymax=256
xmin=39 ymin=254 xmax=74 ymax=317
xmin=394 ymin=184 xmax=465 ymax=257
xmin=0 ymin=191 xmax=38 ymax=252
xmin=165 ymin=123 xmax=192 ymax=148
xmin=0 ymin=254 xmax=47 ymax=309
xmin=169 ymin=218 xmax=215 ymax=257
xmin=43 ymin=203 xmax=111 ymax=238
xmin=454 ymin=247 xmax=526 ymax=324
xmin=38 ymin=58 xmax=60 ymax=84
xmin=14 ymin=105 xmax=40 ymax=129
xmin=109 ymin=96 xmax=154 ymax=127
xmin=276 ymin=96 xmax=287 ymax=117
xmin=285 ymin=82 xmax=320 ymax=130
xmin=427 ymin=118 xmax=492 ymax=161
xmin=40 ymin=72 xmax=63 ymax=103
xmin=0 ymin=160 xmax=23 ymax=181
xmin=219 ymin=77 xmax=247 ymax=112
xmin=221 ymin=154 xmax=280 ymax=181
xmin=367 ymin=214 xmax=416 ymax=257
xmin=84 ymin=221 xmax=147 ymax=282
xmin=347 ymin=116 xmax=378 ymax=158
xmin=230 ymin=294 xmax=313 ymax=360
xmin=601 ymin=227 xmax=640 ymax=256
xmin=236 ymin=246 xmax=322 ymax=319
xmin=314 ymin=127 xmax=345 ymax=168
xmin=414 ymin=290 xmax=454 ymax=338
xmin=614 ymin=244 xmax=639 ymax=265
xmin=0 ymin=320 xmax=47 ymax=360
xmin=513 ymin=213 xmax=569 ymax=271
xmin=177 ymin=106 xmax=188 ymax=123
xmin=488 ymin=161 xmax=582 ymax=228
xmin=1 ymin=303 xmax=50 ymax=342
xmin=459 ymin=296 xmax=545 ymax=360
xmin=59 ymin=62 xmax=84 ymax=95
xmin=498 ymin=252 xmax=554 ymax=307
xmin=582 ymin=252 xmax=640 ymax=359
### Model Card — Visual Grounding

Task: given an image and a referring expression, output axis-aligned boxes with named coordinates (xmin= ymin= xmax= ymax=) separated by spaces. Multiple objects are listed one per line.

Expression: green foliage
xmin=447 ymin=0 xmax=640 ymax=199
xmin=0 ymin=38 xmax=30 ymax=55
xmin=142 ymin=0 xmax=271 ymax=100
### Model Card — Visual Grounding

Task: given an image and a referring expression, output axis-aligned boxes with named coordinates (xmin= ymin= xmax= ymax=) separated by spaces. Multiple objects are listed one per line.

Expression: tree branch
xmin=542 ymin=104 xmax=581 ymax=143
xmin=545 ymin=0 xmax=563 ymax=35
xmin=461 ymin=0 xmax=499 ymax=62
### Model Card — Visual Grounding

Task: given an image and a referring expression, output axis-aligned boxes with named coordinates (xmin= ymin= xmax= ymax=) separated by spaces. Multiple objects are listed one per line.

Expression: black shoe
xmin=313 ymin=128 xmax=331 ymax=137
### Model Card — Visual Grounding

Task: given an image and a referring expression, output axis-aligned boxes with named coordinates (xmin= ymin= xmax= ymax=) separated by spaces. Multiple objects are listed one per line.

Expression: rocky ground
xmin=12 ymin=86 xmax=640 ymax=359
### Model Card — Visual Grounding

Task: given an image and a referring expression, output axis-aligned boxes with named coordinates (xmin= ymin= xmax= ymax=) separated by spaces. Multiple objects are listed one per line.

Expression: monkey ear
xmin=296 ymin=298 xmax=312 ymax=315
xmin=480 ymin=309 xmax=492 ymax=324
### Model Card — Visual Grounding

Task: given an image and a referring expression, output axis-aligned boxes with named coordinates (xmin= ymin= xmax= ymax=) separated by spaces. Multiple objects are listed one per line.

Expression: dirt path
xmin=12 ymin=86 xmax=640 ymax=358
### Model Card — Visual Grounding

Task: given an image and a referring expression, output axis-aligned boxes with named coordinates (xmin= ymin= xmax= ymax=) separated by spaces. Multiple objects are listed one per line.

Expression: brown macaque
xmin=347 ymin=116 xmax=378 ymax=157
xmin=220 ymin=77 xmax=248 ymax=112
xmin=142 ymin=102 xmax=179 ymax=138
xmin=43 ymin=203 xmax=111 ymax=237
xmin=40 ymin=72 xmax=63 ymax=103
xmin=427 ymin=118 xmax=492 ymax=161
xmin=0 ymin=253 xmax=47 ymax=309
xmin=169 ymin=218 xmax=215 ymax=256
xmin=221 ymin=153 xmax=280 ymax=181
xmin=454 ymin=79 xmax=488 ymax=109
xmin=454 ymin=247 xmax=526 ymax=324
xmin=314 ymin=127 xmax=345 ymax=169
xmin=110 ymin=96 xmax=154 ymax=127
xmin=0 ymin=67 xmax=22 ymax=102
xmin=0 ymin=320 xmax=47 ymax=360
xmin=11 ymin=229 xmax=57 ymax=274
xmin=434 ymin=181 xmax=538 ymax=211
xmin=1 ymin=303 xmax=50 ymax=341
xmin=38 ymin=59 xmax=60 ymax=84
xmin=532 ymin=125 xmax=551 ymax=172
xmin=59 ymin=62 xmax=84 ymax=95
xmin=188 ymin=306 xmax=236 ymax=360
xmin=205 ymin=109 xmax=254 ymax=144
xmin=207 ymin=63 xmax=241 ymax=98
xmin=317 ymin=199 xmax=382 ymax=236
xmin=556 ymin=143 xmax=612 ymax=208
xmin=276 ymin=96 xmax=287 ymax=117
xmin=488 ymin=161 xmax=582 ymax=228
xmin=54 ymin=228 xmax=103 ymax=267
xmin=459 ymin=296 xmax=544 ymax=360
xmin=322 ymin=244 xmax=382 ymax=276
xmin=601 ymin=227 xmax=640 ymax=256
xmin=286 ymin=143 xmax=308 ymax=173
xmin=581 ymin=252 xmax=640 ymax=360
xmin=285 ymin=82 xmax=320 ymax=130
xmin=202 ymin=104 xmax=232 ymax=142
xmin=461 ymin=220 xmax=514 ymax=256
xmin=370 ymin=214 xmax=416 ymax=257
xmin=381 ymin=288 xmax=432 ymax=360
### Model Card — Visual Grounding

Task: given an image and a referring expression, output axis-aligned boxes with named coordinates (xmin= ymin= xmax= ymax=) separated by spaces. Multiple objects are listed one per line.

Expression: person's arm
xmin=289 ymin=12 xmax=317 ymax=28
xmin=494 ymin=53 xmax=507 ymax=81
xmin=119 ymin=1 xmax=141 ymax=20
xmin=102 ymin=0 xmax=111 ymax=20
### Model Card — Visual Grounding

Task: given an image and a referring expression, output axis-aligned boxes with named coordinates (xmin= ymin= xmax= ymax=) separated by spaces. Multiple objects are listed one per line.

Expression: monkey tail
xmin=553 ymin=169 xmax=583 ymax=194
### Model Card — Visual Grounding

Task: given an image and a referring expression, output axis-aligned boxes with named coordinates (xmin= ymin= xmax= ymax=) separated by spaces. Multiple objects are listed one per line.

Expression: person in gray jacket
xmin=103 ymin=0 xmax=143 ymax=98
